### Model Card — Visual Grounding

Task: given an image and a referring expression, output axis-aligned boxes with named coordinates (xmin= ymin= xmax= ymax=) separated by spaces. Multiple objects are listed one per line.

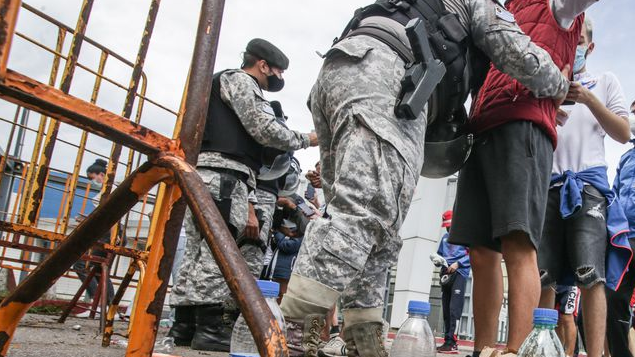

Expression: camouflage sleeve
xmin=467 ymin=0 xmax=569 ymax=99
xmin=220 ymin=70 xmax=310 ymax=150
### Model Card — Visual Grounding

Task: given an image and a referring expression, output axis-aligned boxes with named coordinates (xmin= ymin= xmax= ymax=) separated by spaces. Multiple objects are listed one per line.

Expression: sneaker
xmin=437 ymin=340 xmax=459 ymax=354
xmin=318 ymin=336 xmax=347 ymax=357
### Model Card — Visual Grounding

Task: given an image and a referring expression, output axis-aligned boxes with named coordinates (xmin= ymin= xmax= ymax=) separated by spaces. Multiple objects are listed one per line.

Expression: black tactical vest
xmin=201 ymin=70 xmax=265 ymax=173
xmin=338 ymin=0 xmax=489 ymax=140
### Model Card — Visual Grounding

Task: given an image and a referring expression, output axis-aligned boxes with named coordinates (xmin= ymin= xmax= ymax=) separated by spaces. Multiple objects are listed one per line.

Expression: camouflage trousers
xmin=289 ymin=36 xmax=423 ymax=311
xmin=255 ymin=189 xmax=278 ymax=268
xmin=170 ymin=168 xmax=262 ymax=306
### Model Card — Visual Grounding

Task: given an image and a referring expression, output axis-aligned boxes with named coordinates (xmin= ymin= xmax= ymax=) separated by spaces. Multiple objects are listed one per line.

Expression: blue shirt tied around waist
xmin=437 ymin=233 xmax=471 ymax=278
xmin=551 ymin=166 xmax=632 ymax=290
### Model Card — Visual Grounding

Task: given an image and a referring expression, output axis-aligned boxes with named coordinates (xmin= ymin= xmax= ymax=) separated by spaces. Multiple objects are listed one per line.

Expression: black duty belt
xmin=210 ymin=168 xmax=249 ymax=186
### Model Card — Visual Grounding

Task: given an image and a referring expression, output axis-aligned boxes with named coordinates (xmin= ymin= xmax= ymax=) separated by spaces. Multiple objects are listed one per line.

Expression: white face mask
xmin=629 ymin=114 xmax=635 ymax=137
xmin=90 ymin=179 xmax=103 ymax=189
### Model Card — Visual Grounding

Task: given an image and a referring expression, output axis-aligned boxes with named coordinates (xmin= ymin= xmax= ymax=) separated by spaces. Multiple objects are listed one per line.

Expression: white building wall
xmin=390 ymin=177 xmax=450 ymax=328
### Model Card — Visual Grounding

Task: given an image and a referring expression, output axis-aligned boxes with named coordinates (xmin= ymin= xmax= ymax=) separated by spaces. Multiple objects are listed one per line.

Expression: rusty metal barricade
xmin=0 ymin=1 xmax=288 ymax=356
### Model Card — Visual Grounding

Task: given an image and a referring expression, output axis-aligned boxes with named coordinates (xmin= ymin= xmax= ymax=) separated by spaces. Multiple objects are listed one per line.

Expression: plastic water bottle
xmin=518 ymin=308 xmax=566 ymax=357
xmin=230 ymin=280 xmax=286 ymax=355
xmin=390 ymin=300 xmax=435 ymax=357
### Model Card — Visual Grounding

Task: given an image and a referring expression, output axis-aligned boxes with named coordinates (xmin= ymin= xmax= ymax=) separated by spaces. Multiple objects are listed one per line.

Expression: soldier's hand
xmin=245 ymin=203 xmax=260 ymax=239
xmin=553 ymin=64 xmax=571 ymax=108
xmin=277 ymin=196 xmax=297 ymax=210
xmin=306 ymin=170 xmax=322 ymax=189
xmin=308 ymin=132 xmax=319 ymax=147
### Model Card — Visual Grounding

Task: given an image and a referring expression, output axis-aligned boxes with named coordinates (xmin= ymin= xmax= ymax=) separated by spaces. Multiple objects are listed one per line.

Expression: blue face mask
xmin=573 ymin=45 xmax=588 ymax=74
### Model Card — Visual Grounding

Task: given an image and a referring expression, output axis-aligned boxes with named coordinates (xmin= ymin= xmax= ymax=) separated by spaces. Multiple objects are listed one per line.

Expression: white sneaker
xmin=318 ymin=336 xmax=347 ymax=357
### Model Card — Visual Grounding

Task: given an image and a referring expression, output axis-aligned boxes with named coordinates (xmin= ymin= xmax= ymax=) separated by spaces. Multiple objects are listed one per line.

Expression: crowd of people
xmin=69 ymin=0 xmax=635 ymax=356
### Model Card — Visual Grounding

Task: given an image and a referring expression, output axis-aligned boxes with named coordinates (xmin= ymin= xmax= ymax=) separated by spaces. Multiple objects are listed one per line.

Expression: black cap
xmin=246 ymin=38 xmax=289 ymax=70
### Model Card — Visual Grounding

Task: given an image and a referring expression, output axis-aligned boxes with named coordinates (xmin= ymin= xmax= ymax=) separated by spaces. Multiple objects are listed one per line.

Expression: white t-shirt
xmin=552 ymin=71 xmax=629 ymax=175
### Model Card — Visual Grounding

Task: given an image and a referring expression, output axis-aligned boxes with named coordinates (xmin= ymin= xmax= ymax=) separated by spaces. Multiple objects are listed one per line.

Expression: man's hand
xmin=554 ymin=64 xmax=571 ymax=108
xmin=446 ymin=262 xmax=459 ymax=274
xmin=306 ymin=170 xmax=321 ymax=189
xmin=277 ymin=196 xmax=297 ymax=210
xmin=244 ymin=203 xmax=260 ymax=240
xmin=566 ymin=81 xmax=595 ymax=106
xmin=308 ymin=132 xmax=319 ymax=147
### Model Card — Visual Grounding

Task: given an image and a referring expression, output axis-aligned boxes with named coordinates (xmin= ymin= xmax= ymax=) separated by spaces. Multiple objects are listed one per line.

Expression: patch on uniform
xmin=586 ymin=203 xmax=605 ymax=221
xmin=261 ymin=103 xmax=275 ymax=116
xmin=495 ymin=5 xmax=515 ymax=23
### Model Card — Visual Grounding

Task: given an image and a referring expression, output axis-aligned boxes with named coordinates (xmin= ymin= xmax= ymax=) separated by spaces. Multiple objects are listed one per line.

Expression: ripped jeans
xmin=538 ymin=185 xmax=607 ymax=288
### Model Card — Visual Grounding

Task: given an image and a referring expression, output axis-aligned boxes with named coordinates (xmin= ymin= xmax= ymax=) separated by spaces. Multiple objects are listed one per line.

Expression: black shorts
xmin=449 ymin=121 xmax=553 ymax=252
xmin=538 ymin=185 xmax=607 ymax=288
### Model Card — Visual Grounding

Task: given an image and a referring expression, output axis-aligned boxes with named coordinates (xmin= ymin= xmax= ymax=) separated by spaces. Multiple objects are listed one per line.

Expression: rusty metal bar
xmin=160 ymin=156 xmax=288 ymax=357
xmin=0 ymin=0 xmax=21 ymax=80
xmin=57 ymin=264 xmax=98 ymax=323
xmin=0 ymin=222 xmax=148 ymax=261
xmin=0 ymin=70 xmax=180 ymax=156
xmin=0 ymin=162 xmax=170 ymax=356
xmin=125 ymin=180 xmax=181 ymax=356
xmin=17 ymin=27 xmax=66 ymax=224
xmin=122 ymin=0 xmax=228 ymax=355
xmin=59 ymin=50 xmax=109 ymax=234
xmin=102 ymin=260 xmax=137 ymax=347
xmin=102 ymin=0 xmax=161 ymax=203
xmin=21 ymin=0 xmax=94 ymax=225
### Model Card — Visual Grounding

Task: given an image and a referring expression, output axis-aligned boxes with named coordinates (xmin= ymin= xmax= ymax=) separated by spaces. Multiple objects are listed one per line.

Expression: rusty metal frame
xmin=0 ymin=0 xmax=288 ymax=356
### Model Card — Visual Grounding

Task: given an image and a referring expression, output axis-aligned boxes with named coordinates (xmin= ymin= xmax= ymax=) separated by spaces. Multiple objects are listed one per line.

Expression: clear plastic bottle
xmin=389 ymin=300 xmax=435 ymax=357
xmin=518 ymin=308 xmax=566 ymax=357
xmin=230 ymin=280 xmax=286 ymax=356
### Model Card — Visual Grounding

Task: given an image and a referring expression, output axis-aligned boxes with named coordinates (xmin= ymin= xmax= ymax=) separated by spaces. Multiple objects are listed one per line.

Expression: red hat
xmin=441 ymin=210 xmax=453 ymax=228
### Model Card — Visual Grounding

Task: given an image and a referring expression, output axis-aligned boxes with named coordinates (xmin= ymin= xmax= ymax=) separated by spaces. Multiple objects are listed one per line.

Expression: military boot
xmin=343 ymin=322 xmax=388 ymax=357
xmin=167 ymin=305 xmax=196 ymax=346
xmin=286 ymin=314 xmax=326 ymax=357
xmin=190 ymin=304 xmax=233 ymax=351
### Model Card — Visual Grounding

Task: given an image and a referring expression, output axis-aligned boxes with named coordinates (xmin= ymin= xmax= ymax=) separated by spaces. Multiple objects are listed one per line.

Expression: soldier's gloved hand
xmin=244 ymin=203 xmax=260 ymax=240
xmin=308 ymin=132 xmax=319 ymax=147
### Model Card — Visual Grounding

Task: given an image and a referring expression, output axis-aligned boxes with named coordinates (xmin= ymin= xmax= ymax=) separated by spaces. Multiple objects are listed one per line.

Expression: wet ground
xmin=6 ymin=313 xmax=473 ymax=357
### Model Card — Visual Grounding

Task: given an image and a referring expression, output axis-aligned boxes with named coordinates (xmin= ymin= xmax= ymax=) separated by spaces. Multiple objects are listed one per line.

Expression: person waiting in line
xmin=432 ymin=210 xmax=470 ymax=354
xmin=535 ymin=18 xmax=631 ymax=357
xmin=262 ymin=219 xmax=303 ymax=303
xmin=72 ymin=158 xmax=115 ymax=316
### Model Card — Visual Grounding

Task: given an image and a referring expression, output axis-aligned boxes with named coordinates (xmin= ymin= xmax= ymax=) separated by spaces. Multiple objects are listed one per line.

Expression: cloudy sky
xmin=2 ymin=0 xmax=635 ymax=183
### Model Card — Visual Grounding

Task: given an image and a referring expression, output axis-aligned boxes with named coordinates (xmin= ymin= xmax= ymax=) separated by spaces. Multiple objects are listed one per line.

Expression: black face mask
xmin=266 ymin=74 xmax=285 ymax=92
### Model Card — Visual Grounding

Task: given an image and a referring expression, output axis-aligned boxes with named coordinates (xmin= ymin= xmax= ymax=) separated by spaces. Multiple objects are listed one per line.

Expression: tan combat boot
xmin=286 ymin=314 xmax=326 ymax=357
xmin=342 ymin=322 xmax=387 ymax=357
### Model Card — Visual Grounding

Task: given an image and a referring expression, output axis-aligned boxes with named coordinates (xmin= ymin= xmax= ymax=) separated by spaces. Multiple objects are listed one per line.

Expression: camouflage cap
xmin=246 ymin=38 xmax=289 ymax=70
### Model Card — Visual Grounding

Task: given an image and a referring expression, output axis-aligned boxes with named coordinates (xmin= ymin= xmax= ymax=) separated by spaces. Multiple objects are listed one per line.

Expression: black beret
xmin=246 ymin=38 xmax=289 ymax=70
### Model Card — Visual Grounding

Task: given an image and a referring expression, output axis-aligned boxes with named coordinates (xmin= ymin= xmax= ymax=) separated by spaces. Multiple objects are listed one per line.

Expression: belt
xmin=210 ymin=168 xmax=249 ymax=185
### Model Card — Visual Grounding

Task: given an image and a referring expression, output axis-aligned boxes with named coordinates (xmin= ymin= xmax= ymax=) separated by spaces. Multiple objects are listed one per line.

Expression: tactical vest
xmin=201 ymin=70 xmax=283 ymax=173
xmin=338 ymin=0 xmax=487 ymax=137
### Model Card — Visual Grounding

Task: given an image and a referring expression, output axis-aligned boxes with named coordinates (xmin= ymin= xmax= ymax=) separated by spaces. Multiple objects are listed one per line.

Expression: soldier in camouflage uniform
xmin=168 ymin=38 xmax=317 ymax=352
xmin=280 ymin=1 xmax=572 ymax=356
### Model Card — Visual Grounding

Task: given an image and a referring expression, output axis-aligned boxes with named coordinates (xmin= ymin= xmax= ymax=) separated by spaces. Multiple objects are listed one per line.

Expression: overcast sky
xmin=3 ymin=0 xmax=635 ymax=184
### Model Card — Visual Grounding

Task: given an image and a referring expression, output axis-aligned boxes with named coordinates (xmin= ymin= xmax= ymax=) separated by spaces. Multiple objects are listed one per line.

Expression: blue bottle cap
xmin=257 ymin=280 xmax=280 ymax=298
xmin=407 ymin=300 xmax=430 ymax=315
xmin=533 ymin=308 xmax=558 ymax=326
